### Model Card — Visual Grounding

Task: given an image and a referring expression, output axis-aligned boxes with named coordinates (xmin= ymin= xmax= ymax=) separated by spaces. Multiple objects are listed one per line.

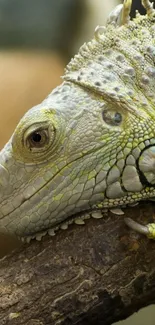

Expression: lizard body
xmin=0 ymin=0 xmax=155 ymax=241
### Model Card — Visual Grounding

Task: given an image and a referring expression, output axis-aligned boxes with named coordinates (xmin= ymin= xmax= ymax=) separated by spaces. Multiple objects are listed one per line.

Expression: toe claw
xmin=124 ymin=218 xmax=149 ymax=236
xmin=125 ymin=218 xmax=155 ymax=240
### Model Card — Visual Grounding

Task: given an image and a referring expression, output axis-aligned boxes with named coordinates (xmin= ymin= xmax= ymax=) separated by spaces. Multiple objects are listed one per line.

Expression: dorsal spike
xmin=121 ymin=0 xmax=132 ymax=25
xmin=142 ymin=0 xmax=155 ymax=16
xmin=94 ymin=26 xmax=106 ymax=42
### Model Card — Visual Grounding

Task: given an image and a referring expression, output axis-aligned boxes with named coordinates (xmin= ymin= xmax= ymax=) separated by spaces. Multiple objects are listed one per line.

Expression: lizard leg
xmin=124 ymin=218 xmax=155 ymax=240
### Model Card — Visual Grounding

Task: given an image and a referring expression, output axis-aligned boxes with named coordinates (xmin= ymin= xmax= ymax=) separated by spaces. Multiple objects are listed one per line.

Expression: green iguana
xmin=0 ymin=0 xmax=155 ymax=242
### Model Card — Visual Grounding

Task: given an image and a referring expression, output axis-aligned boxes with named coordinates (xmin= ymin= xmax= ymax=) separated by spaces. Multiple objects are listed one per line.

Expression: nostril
xmin=0 ymin=164 xmax=9 ymax=187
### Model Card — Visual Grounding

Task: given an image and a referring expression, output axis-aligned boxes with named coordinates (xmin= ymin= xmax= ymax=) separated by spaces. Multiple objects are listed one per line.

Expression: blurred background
xmin=0 ymin=0 xmax=118 ymax=150
xmin=0 ymin=0 xmax=154 ymax=323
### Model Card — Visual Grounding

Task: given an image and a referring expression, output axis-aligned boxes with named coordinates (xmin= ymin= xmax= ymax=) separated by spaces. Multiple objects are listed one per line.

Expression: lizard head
xmin=0 ymin=0 xmax=155 ymax=241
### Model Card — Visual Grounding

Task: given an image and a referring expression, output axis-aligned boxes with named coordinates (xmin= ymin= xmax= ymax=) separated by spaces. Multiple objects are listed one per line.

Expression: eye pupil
xmin=32 ymin=132 xmax=42 ymax=143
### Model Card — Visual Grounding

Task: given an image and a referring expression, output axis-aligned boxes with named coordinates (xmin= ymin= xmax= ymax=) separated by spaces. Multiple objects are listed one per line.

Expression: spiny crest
xmin=64 ymin=0 xmax=155 ymax=116
xmin=65 ymin=0 xmax=155 ymax=73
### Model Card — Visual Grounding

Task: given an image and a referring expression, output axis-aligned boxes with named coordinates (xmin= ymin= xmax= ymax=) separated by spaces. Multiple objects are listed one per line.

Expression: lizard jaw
xmin=19 ymin=209 xmax=109 ymax=243
xmin=19 ymin=204 xmax=127 ymax=243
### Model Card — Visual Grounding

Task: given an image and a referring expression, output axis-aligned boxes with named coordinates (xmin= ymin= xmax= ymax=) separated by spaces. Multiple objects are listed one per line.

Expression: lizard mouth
xmin=19 ymin=207 xmax=107 ymax=243
xmin=20 ymin=199 xmax=132 ymax=243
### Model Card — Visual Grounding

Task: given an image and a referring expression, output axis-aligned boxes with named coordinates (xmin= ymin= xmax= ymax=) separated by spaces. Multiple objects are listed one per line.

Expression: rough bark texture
xmin=0 ymin=202 xmax=155 ymax=325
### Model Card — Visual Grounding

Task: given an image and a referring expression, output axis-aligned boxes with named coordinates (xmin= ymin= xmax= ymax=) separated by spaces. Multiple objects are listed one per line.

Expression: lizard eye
xmin=27 ymin=129 xmax=49 ymax=149
xmin=102 ymin=110 xmax=122 ymax=126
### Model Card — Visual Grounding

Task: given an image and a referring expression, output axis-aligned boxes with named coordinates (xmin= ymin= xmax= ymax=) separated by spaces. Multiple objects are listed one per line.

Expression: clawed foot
xmin=124 ymin=218 xmax=155 ymax=240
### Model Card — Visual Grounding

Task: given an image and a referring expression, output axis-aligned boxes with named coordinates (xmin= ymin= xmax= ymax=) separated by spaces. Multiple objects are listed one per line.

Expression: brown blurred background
xmin=0 ymin=0 xmax=84 ymax=149
xmin=0 ymin=0 xmax=155 ymax=323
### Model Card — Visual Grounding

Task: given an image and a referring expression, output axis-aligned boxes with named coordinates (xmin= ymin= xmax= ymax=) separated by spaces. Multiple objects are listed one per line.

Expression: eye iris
xmin=25 ymin=127 xmax=51 ymax=150
xmin=28 ymin=130 xmax=48 ymax=148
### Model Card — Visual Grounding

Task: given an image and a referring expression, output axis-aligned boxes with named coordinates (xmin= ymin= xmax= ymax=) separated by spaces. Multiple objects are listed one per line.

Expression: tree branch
xmin=0 ymin=202 xmax=155 ymax=325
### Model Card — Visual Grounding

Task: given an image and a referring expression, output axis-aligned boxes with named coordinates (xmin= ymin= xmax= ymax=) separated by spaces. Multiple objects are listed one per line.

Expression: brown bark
xmin=0 ymin=202 xmax=155 ymax=325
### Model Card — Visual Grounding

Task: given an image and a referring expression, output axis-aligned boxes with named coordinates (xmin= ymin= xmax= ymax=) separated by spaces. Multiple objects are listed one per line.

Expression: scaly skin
xmin=0 ymin=0 xmax=155 ymax=241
